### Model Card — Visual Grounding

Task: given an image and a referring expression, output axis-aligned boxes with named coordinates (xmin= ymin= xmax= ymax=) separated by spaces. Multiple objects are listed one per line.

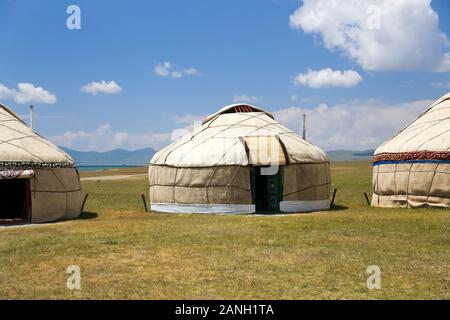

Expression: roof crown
xmin=202 ymin=103 xmax=274 ymax=124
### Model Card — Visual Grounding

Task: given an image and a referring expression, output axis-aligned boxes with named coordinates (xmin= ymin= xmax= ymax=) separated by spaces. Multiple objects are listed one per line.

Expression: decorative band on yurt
xmin=373 ymin=151 xmax=450 ymax=166
xmin=0 ymin=169 xmax=34 ymax=179
xmin=0 ymin=161 xmax=75 ymax=169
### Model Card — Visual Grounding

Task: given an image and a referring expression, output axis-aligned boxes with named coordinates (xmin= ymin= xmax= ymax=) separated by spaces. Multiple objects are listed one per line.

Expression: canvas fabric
xmin=0 ymin=103 xmax=82 ymax=221
xmin=149 ymin=164 xmax=330 ymax=206
xmin=30 ymin=168 xmax=83 ymax=222
xmin=372 ymin=93 xmax=450 ymax=208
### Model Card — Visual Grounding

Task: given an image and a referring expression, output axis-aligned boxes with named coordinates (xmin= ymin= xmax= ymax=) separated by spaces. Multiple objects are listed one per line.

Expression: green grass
xmin=0 ymin=162 xmax=449 ymax=299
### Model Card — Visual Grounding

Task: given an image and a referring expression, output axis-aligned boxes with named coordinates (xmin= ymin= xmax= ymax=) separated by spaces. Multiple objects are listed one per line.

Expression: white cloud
xmin=294 ymin=68 xmax=363 ymax=88
xmin=291 ymin=95 xmax=314 ymax=105
xmin=290 ymin=0 xmax=450 ymax=72
xmin=154 ymin=62 xmax=172 ymax=77
xmin=154 ymin=62 xmax=198 ymax=78
xmin=273 ymin=98 xmax=434 ymax=150
xmin=232 ymin=94 xmax=262 ymax=103
xmin=0 ymin=83 xmax=56 ymax=104
xmin=184 ymin=67 xmax=197 ymax=75
xmin=170 ymin=128 xmax=190 ymax=142
xmin=114 ymin=132 xmax=129 ymax=145
xmin=51 ymin=113 xmax=208 ymax=152
xmin=50 ymin=97 xmax=437 ymax=153
xmin=50 ymin=124 xmax=171 ymax=152
xmin=174 ymin=114 xmax=203 ymax=125
xmin=171 ymin=71 xmax=183 ymax=79
xmin=80 ymin=80 xmax=122 ymax=95
xmin=429 ymin=81 xmax=450 ymax=88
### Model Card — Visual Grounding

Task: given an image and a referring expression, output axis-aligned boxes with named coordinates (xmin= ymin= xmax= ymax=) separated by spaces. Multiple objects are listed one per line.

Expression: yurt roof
xmin=202 ymin=103 xmax=274 ymax=124
xmin=151 ymin=104 xmax=328 ymax=167
xmin=0 ymin=103 xmax=75 ymax=167
xmin=375 ymin=92 xmax=450 ymax=155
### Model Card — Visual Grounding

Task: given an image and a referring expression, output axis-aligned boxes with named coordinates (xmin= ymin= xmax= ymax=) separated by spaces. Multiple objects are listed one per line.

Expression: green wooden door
xmin=252 ymin=167 xmax=282 ymax=213
xmin=266 ymin=173 xmax=281 ymax=212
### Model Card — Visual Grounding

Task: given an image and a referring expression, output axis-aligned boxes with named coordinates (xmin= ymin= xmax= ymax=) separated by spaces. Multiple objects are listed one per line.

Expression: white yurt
xmin=0 ymin=103 xmax=82 ymax=224
xmin=372 ymin=93 xmax=450 ymax=208
xmin=149 ymin=104 xmax=331 ymax=214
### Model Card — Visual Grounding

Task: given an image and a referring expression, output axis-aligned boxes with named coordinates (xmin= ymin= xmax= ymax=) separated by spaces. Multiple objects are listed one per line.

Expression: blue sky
xmin=0 ymin=0 xmax=449 ymax=151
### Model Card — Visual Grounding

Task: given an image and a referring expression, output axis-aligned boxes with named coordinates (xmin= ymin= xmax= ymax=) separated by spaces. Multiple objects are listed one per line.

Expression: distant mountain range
xmin=60 ymin=147 xmax=156 ymax=166
xmin=60 ymin=147 xmax=374 ymax=166
xmin=326 ymin=149 xmax=374 ymax=161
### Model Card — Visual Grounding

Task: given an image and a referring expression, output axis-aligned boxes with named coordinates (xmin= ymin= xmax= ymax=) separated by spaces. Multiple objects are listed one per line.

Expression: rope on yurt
xmin=401 ymin=118 xmax=448 ymax=132
xmin=415 ymin=130 xmax=450 ymax=150
xmin=50 ymin=169 xmax=69 ymax=214
xmin=32 ymin=131 xmax=75 ymax=163
xmin=405 ymin=160 xmax=414 ymax=207
xmin=173 ymin=166 xmax=178 ymax=203
xmin=282 ymin=182 xmax=330 ymax=198
xmin=0 ymin=122 xmax=72 ymax=166
xmin=156 ymin=112 xmax=223 ymax=165
xmin=425 ymin=163 xmax=440 ymax=205
xmin=171 ymin=113 xmax=270 ymax=165
xmin=394 ymin=162 xmax=398 ymax=196
xmin=172 ymin=114 xmax=278 ymax=171
xmin=376 ymin=164 xmax=380 ymax=206
xmin=0 ymin=104 xmax=26 ymax=123
xmin=171 ymin=112 xmax=256 ymax=162
xmin=378 ymin=98 xmax=446 ymax=149
xmin=0 ymin=119 xmax=73 ymax=163
xmin=388 ymin=121 xmax=442 ymax=149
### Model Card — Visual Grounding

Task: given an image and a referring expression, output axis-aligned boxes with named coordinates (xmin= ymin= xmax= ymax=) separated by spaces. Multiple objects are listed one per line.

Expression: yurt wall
xmin=372 ymin=93 xmax=450 ymax=208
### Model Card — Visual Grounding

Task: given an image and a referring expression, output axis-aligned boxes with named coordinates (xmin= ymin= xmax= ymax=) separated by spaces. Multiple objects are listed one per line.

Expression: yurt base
xmin=371 ymin=193 xmax=450 ymax=208
xmin=150 ymin=200 xmax=331 ymax=215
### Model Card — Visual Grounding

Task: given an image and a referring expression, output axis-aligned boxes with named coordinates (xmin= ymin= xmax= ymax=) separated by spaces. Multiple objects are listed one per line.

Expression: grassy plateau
xmin=0 ymin=161 xmax=449 ymax=299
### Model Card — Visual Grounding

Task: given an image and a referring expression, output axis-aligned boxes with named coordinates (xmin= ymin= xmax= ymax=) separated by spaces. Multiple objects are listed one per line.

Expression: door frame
xmin=250 ymin=166 xmax=283 ymax=214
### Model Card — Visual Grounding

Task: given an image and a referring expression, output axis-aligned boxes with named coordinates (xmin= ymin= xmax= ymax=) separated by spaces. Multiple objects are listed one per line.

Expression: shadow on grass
xmin=40 ymin=211 xmax=98 ymax=225
xmin=76 ymin=211 xmax=98 ymax=220
xmin=330 ymin=204 xmax=349 ymax=211
xmin=56 ymin=211 xmax=99 ymax=223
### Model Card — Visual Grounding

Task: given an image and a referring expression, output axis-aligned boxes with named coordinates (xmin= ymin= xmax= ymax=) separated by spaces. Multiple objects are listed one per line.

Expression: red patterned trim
xmin=0 ymin=169 xmax=24 ymax=179
xmin=232 ymin=105 xmax=256 ymax=113
xmin=373 ymin=150 xmax=450 ymax=163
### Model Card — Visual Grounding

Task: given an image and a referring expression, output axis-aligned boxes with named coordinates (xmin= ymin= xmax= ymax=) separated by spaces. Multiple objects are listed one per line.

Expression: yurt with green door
xmin=0 ymin=103 xmax=83 ymax=224
xmin=372 ymin=93 xmax=450 ymax=208
xmin=148 ymin=104 xmax=331 ymax=214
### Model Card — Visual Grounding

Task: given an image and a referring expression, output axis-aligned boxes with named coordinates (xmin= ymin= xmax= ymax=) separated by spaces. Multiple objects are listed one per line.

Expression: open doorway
xmin=251 ymin=167 xmax=282 ymax=213
xmin=0 ymin=179 xmax=31 ymax=224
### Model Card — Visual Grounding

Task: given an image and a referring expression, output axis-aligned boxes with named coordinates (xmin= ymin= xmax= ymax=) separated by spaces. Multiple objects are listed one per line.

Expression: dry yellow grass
xmin=0 ymin=162 xmax=449 ymax=299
